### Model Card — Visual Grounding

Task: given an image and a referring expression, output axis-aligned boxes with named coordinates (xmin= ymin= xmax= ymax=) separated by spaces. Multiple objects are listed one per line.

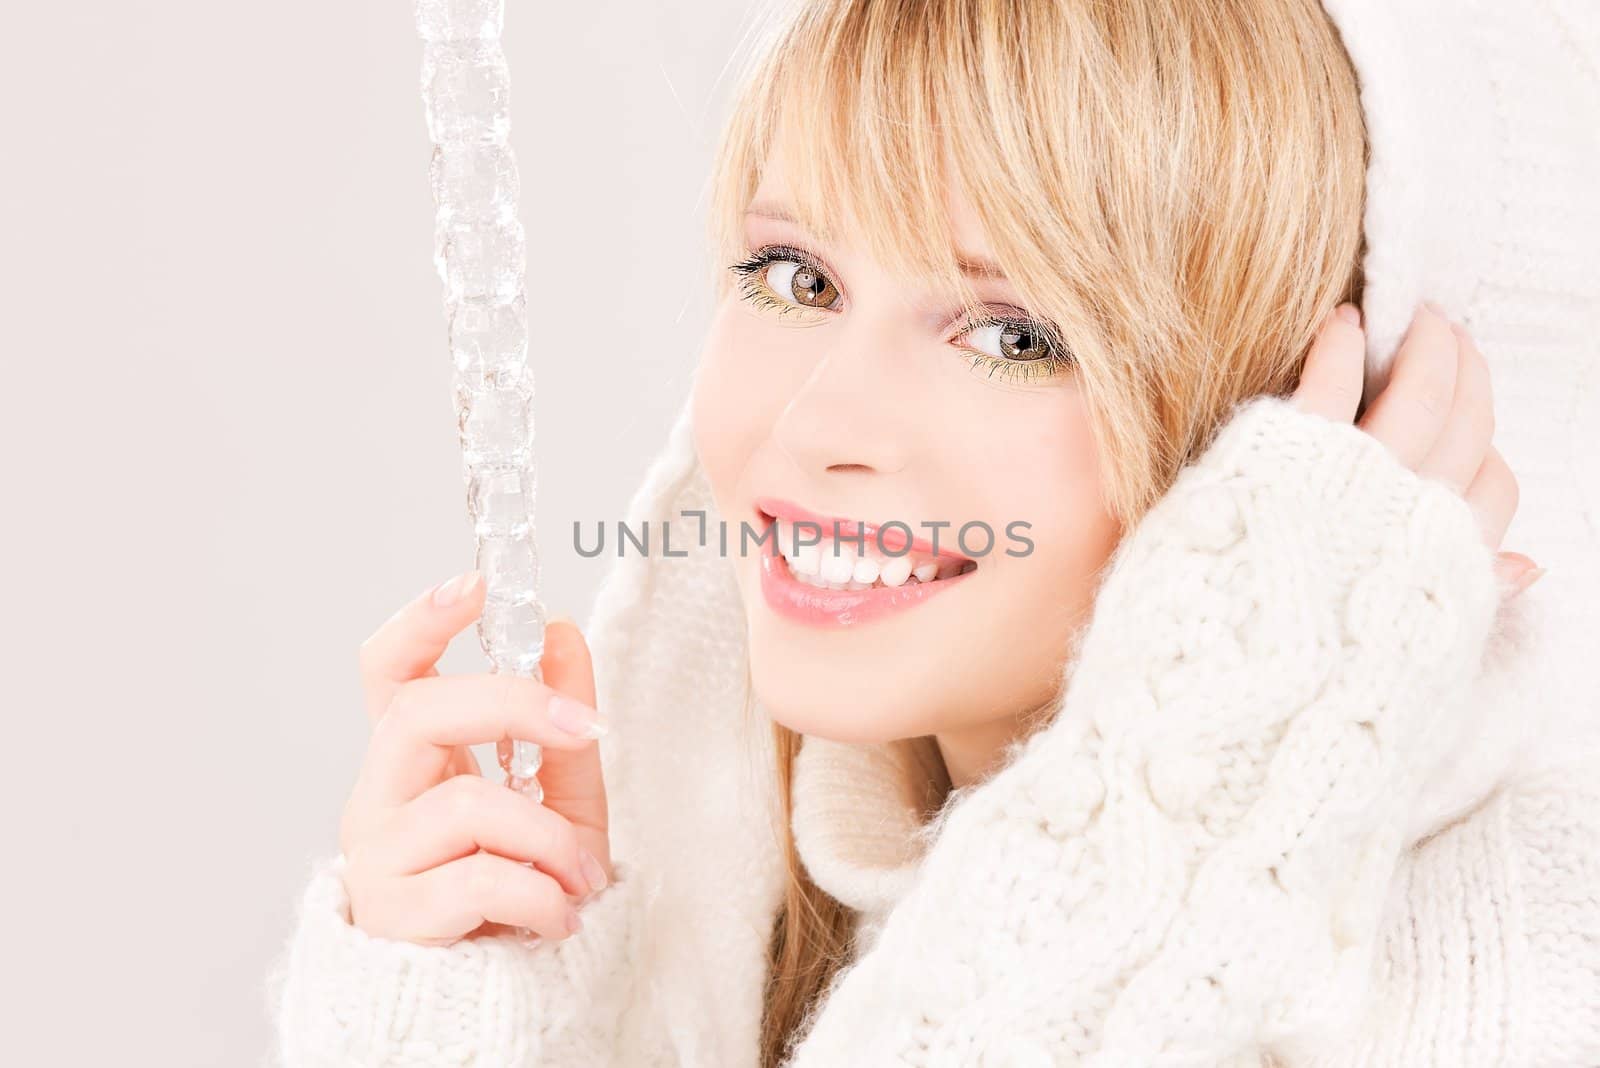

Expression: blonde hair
xmin=702 ymin=1 xmax=1368 ymax=1062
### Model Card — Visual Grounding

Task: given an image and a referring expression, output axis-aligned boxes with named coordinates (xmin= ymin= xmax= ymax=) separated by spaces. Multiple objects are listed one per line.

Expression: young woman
xmin=271 ymin=1 xmax=1600 ymax=1064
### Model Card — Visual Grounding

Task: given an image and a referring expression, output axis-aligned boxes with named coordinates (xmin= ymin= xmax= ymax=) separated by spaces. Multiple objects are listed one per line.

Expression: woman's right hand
xmin=338 ymin=570 xmax=616 ymax=947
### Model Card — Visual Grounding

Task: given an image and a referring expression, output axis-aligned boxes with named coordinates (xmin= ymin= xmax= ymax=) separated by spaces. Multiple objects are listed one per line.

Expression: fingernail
xmin=432 ymin=570 xmax=480 ymax=607
xmin=566 ymin=909 xmax=584 ymax=936
xmin=549 ymin=694 xmax=609 ymax=739
xmin=578 ymin=849 xmax=608 ymax=893
xmin=1336 ymin=303 xmax=1361 ymax=326
xmin=1423 ymin=299 xmax=1448 ymax=318
xmin=1515 ymin=566 xmax=1547 ymax=594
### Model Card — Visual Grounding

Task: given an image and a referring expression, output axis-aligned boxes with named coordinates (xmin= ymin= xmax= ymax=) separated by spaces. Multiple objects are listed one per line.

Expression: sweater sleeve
xmin=266 ymin=851 xmax=645 ymax=1067
xmin=1291 ymin=759 xmax=1600 ymax=1067
xmin=783 ymin=394 xmax=1506 ymax=1066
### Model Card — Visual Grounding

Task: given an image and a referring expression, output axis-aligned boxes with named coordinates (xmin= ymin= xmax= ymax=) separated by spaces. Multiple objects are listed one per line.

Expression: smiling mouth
xmin=753 ymin=498 xmax=978 ymax=591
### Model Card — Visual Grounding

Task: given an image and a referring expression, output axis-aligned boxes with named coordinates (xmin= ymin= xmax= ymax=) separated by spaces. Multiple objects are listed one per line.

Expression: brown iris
xmin=999 ymin=324 xmax=1050 ymax=361
xmin=788 ymin=264 xmax=839 ymax=308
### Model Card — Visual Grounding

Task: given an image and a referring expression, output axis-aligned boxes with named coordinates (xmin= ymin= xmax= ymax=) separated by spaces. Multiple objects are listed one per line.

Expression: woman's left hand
xmin=1291 ymin=301 xmax=1541 ymax=597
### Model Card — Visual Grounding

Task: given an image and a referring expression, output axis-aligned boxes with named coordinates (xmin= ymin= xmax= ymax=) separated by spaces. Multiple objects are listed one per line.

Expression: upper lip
xmin=752 ymin=495 xmax=974 ymax=562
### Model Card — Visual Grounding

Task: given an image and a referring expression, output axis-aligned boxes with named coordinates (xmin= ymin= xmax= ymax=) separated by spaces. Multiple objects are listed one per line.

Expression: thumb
xmin=541 ymin=613 xmax=598 ymax=711
xmin=533 ymin=615 xmax=610 ymax=838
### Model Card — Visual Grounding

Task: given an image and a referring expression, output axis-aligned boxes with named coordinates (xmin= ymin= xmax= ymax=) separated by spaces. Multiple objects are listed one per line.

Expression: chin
xmin=745 ymin=641 xmax=937 ymax=744
xmin=735 ymin=564 xmax=957 ymax=743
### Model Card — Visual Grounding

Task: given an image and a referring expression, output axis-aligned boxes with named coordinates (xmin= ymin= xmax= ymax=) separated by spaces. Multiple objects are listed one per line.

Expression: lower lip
xmin=757 ymin=548 xmax=973 ymax=627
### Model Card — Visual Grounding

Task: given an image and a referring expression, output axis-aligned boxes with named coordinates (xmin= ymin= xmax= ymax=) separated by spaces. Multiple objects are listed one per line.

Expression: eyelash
xmin=727 ymin=245 xmax=1074 ymax=384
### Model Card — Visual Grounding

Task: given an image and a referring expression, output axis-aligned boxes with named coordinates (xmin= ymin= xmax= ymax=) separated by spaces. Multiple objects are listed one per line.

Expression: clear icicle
xmin=415 ymin=0 xmax=545 ymax=803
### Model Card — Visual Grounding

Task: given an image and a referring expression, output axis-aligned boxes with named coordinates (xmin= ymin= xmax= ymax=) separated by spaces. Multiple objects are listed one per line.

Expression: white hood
xmin=1321 ymin=0 xmax=1600 ymax=831
xmin=582 ymin=0 xmax=1600 ymax=908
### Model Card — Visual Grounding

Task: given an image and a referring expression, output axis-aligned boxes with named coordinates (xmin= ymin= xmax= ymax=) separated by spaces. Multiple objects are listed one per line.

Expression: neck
xmin=934 ymin=714 xmax=1032 ymax=790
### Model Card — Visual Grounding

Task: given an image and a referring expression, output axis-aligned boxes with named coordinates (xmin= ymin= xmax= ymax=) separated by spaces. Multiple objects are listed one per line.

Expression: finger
xmin=427 ymin=851 xmax=583 ymax=943
xmin=444 ymin=748 xmax=481 ymax=779
xmin=1492 ymin=550 xmax=1539 ymax=594
xmin=1291 ymin=303 xmax=1365 ymax=423
xmin=1357 ymin=304 xmax=1460 ymax=469
xmin=342 ymin=751 xmax=481 ymax=853
xmin=358 ymin=571 xmax=486 ymax=724
xmin=1462 ymin=445 xmax=1519 ymax=552
xmin=356 ymin=674 xmax=601 ymax=808
xmin=367 ymin=773 xmax=593 ymax=898
xmin=1416 ymin=324 xmax=1494 ymax=493
xmin=532 ymin=619 xmax=609 ymax=822
xmin=1510 ymin=563 xmax=1547 ymax=597
xmin=370 ymin=852 xmax=580 ymax=944
xmin=542 ymin=616 xmax=599 ymax=710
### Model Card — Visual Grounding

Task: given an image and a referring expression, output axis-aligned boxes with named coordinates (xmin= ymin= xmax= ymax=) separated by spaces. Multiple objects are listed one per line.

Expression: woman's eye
xmin=958 ymin=319 xmax=1056 ymax=363
xmin=730 ymin=249 xmax=1070 ymax=382
xmin=727 ymin=249 xmax=843 ymax=316
xmin=763 ymin=259 xmax=841 ymax=310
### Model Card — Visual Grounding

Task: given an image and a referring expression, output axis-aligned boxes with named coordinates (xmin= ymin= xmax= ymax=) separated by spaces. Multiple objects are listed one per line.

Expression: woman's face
xmin=692 ymin=160 xmax=1121 ymax=748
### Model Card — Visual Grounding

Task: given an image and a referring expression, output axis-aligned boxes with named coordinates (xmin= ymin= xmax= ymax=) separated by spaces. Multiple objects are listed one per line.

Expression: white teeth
xmin=774 ymin=520 xmax=822 ymax=575
xmin=879 ymin=556 xmax=913 ymax=587
xmin=821 ymin=551 xmax=856 ymax=585
xmin=770 ymin=516 xmax=974 ymax=590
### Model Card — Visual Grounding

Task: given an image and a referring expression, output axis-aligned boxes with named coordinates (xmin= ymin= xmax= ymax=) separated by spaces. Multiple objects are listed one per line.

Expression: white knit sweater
xmin=269 ymin=395 xmax=1600 ymax=1066
xmin=267 ymin=0 xmax=1600 ymax=1064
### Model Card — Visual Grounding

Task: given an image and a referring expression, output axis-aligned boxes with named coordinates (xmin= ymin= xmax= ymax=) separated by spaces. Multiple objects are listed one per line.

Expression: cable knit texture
xmin=784 ymin=398 xmax=1499 ymax=1064
xmin=267 ymin=392 xmax=1600 ymax=1066
xmin=271 ymin=854 xmax=646 ymax=1065
xmin=266 ymin=0 xmax=1600 ymax=1063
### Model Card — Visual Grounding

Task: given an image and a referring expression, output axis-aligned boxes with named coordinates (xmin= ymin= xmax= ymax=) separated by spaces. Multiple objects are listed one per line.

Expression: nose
xmin=771 ymin=322 xmax=912 ymax=477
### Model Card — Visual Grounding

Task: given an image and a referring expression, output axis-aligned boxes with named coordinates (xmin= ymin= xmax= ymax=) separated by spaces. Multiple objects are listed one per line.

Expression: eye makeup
xmin=727 ymin=244 xmax=1076 ymax=384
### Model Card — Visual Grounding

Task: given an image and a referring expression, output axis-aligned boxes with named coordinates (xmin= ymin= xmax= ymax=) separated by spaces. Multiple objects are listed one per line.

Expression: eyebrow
xmin=744 ymin=200 xmax=1009 ymax=281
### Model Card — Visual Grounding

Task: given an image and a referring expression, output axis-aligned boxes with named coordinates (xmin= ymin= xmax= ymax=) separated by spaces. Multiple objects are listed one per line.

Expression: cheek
xmin=962 ymin=395 xmax=1121 ymax=679
xmin=963 ymin=389 xmax=1113 ymax=559
xmin=1016 ymin=409 xmax=1110 ymax=552
xmin=1019 ymin=405 xmax=1117 ymax=577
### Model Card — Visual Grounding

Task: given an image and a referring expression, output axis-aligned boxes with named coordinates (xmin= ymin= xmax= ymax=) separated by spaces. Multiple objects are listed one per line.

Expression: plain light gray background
xmin=0 ymin=1 xmax=763 ymax=1062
